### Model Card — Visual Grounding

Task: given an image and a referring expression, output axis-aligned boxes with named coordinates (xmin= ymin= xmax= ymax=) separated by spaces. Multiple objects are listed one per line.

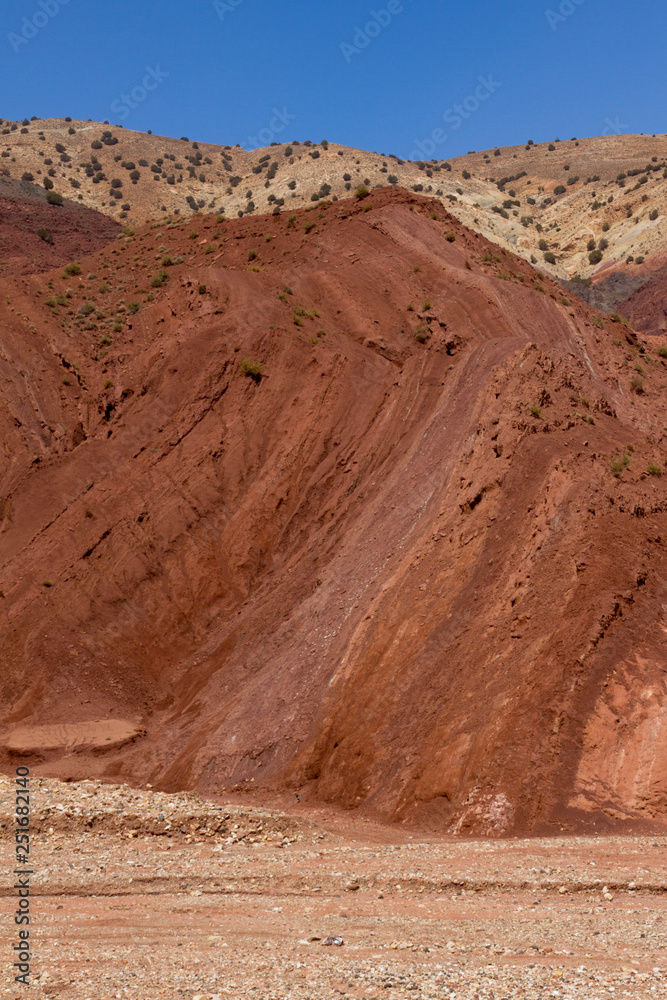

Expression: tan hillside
xmin=3 ymin=118 xmax=666 ymax=286
xmin=450 ymin=134 xmax=667 ymax=280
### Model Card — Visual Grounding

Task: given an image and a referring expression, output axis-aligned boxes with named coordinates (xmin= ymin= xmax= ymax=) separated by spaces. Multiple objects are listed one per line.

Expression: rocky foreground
xmin=1 ymin=776 xmax=666 ymax=998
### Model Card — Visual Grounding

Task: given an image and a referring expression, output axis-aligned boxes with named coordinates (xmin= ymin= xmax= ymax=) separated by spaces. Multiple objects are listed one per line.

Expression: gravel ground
xmin=1 ymin=777 xmax=666 ymax=998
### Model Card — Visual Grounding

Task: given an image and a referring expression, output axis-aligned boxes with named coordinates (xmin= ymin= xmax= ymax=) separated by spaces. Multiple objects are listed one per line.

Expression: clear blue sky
xmin=0 ymin=0 xmax=664 ymax=159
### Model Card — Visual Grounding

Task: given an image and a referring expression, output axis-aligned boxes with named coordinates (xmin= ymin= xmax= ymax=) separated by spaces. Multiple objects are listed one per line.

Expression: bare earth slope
xmin=1 ymin=189 xmax=667 ymax=837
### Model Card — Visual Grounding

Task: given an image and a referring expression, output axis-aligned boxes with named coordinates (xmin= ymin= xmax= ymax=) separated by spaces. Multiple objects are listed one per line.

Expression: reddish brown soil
xmin=1 ymin=189 xmax=667 ymax=837
xmin=0 ymin=177 xmax=119 ymax=277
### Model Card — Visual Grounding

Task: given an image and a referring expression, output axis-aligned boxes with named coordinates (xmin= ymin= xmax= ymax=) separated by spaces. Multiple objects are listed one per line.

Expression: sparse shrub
xmin=414 ymin=326 xmax=429 ymax=343
xmin=63 ymin=262 xmax=81 ymax=276
xmin=37 ymin=227 xmax=53 ymax=244
xmin=304 ymin=221 xmax=315 ymax=233
xmin=46 ymin=191 xmax=63 ymax=205
xmin=543 ymin=251 xmax=556 ymax=264
xmin=647 ymin=462 xmax=662 ymax=476
xmin=593 ymin=316 xmax=605 ymax=329
xmin=444 ymin=232 xmax=456 ymax=242
xmin=657 ymin=346 xmax=667 ymax=358
xmin=610 ymin=452 xmax=631 ymax=477
xmin=649 ymin=209 xmax=659 ymax=221
xmin=355 ymin=185 xmax=370 ymax=200
xmin=538 ymin=239 xmax=548 ymax=251
xmin=248 ymin=249 xmax=257 ymax=261
xmin=588 ymin=249 xmax=603 ymax=265
xmin=530 ymin=404 xmax=542 ymax=419
xmin=151 ymin=269 xmax=169 ymax=288
xmin=239 ymin=359 xmax=264 ymax=381
xmin=422 ymin=300 xmax=432 ymax=311
xmin=198 ymin=284 xmax=207 ymax=295
xmin=630 ymin=376 xmax=644 ymax=394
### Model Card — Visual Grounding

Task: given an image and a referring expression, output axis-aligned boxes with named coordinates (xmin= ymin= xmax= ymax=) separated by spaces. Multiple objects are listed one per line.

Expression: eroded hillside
xmin=1 ymin=189 xmax=666 ymax=835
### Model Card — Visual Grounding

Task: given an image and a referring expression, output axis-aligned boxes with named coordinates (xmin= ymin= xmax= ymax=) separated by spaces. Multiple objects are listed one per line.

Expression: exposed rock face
xmin=615 ymin=259 xmax=667 ymax=335
xmin=564 ymin=272 xmax=649 ymax=314
xmin=1 ymin=189 xmax=666 ymax=835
